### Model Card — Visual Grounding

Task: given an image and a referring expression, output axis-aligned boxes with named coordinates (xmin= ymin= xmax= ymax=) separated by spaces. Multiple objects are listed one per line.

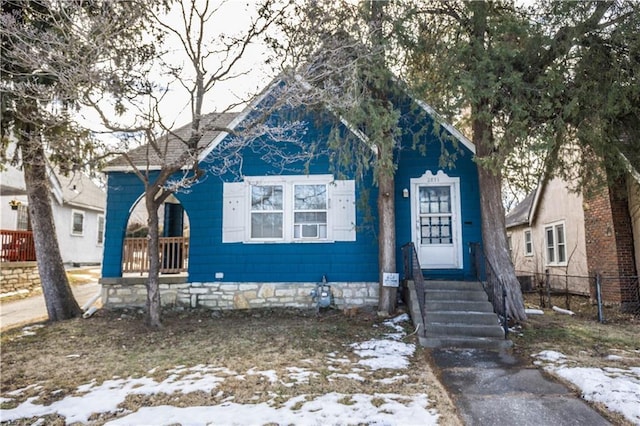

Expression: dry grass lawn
xmin=0 ymin=307 xmax=461 ymax=426
xmin=514 ymin=293 xmax=640 ymax=369
xmin=512 ymin=294 xmax=640 ymax=425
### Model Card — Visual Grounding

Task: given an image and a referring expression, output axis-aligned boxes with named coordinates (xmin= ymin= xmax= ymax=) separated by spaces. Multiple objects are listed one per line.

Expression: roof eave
xmin=414 ymin=100 xmax=475 ymax=154
xmin=197 ymin=81 xmax=282 ymax=163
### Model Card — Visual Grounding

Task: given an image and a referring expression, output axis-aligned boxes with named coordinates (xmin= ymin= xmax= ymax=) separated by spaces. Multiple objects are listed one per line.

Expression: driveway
xmin=0 ymin=268 xmax=101 ymax=332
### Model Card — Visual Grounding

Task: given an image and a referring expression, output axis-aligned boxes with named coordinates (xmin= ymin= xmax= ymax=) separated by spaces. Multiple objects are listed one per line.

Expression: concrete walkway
xmin=0 ymin=268 xmax=101 ymax=332
xmin=430 ymin=348 xmax=610 ymax=425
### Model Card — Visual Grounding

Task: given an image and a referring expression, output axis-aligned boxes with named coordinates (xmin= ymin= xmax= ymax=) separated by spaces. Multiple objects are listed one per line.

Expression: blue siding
xmin=102 ymin=172 xmax=151 ymax=277
xmin=103 ymin=116 xmax=380 ymax=283
xmin=103 ymin=90 xmax=482 ymax=283
xmin=395 ymin=142 xmax=482 ymax=280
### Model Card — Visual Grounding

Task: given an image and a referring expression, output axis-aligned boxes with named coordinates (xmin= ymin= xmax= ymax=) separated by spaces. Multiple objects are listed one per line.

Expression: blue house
xmin=100 ymin=81 xmax=483 ymax=311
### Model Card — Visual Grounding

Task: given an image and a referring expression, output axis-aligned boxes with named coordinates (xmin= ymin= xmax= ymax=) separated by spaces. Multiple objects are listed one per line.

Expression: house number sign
xmin=382 ymin=272 xmax=400 ymax=287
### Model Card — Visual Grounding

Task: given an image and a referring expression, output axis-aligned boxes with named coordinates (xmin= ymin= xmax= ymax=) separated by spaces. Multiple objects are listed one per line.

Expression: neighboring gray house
xmin=1 ymin=159 xmax=106 ymax=266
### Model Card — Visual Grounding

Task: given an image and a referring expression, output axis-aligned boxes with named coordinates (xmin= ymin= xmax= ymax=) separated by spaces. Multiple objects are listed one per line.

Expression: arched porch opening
xmin=122 ymin=194 xmax=190 ymax=276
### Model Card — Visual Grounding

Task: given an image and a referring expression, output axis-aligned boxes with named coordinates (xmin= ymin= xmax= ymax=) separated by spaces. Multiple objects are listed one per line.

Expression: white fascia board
xmin=293 ymin=74 xmax=373 ymax=149
xmin=46 ymin=164 xmax=64 ymax=205
xmin=414 ymin=99 xmax=475 ymax=154
xmin=528 ymin=181 xmax=545 ymax=227
xmin=197 ymin=81 xmax=282 ymax=163
xmin=620 ymin=152 xmax=640 ymax=185
xmin=65 ymin=200 xmax=105 ymax=213
xmin=337 ymin=116 xmax=375 ymax=153
xmin=102 ymin=165 xmax=161 ymax=172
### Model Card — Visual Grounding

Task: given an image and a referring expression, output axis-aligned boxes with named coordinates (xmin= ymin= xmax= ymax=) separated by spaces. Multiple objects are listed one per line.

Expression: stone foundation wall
xmin=102 ymin=281 xmax=379 ymax=310
xmin=0 ymin=262 xmax=40 ymax=299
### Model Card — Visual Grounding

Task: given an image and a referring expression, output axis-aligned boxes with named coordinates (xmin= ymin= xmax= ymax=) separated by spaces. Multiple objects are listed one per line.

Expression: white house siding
xmin=53 ymin=203 xmax=103 ymax=265
xmin=509 ymin=177 xmax=590 ymax=295
xmin=0 ymin=195 xmax=28 ymax=229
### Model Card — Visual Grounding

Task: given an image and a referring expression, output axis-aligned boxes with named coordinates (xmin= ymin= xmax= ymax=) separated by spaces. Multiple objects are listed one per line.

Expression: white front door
xmin=410 ymin=171 xmax=463 ymax=269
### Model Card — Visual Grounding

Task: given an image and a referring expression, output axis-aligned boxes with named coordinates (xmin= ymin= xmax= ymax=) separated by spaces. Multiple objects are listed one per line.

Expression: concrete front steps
xmin=419 ymin=280 xmax=512 ymax=350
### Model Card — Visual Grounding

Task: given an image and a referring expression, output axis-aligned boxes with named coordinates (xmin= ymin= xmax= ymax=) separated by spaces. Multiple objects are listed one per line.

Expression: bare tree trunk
xmin=377 ymin=166 xmax=397 ymax=315
xmin=473 ymin=119 xmax=527 ymax=322
xmin=477 ymin=164 xmax=526 ymax=321
xmin=19 ymin=132 xmax=82 ymax=322
xmin=145 ymin=194 xmax=162 ymax=328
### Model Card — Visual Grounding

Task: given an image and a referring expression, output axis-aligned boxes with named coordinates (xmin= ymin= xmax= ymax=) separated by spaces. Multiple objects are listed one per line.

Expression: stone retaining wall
xmin=0 ymin=262 xmax=41 ymax=299
xmin=101 ymin=280 xmax=379 ymax=310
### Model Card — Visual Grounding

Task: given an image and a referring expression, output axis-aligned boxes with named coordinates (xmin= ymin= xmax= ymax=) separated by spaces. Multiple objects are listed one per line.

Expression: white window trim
xmin=223 ymin=175 xmax=356 ymax=244
xmin=544 ymin=220 xmax=567 ymax=266
xmin=16 ymin=204 xmax=30 ymax=231
xmin=293 ymin=183 xmax=328 ymax=240
xmin=250 ymin=183 xmax=285 ymax=241
xmin=524 ymin=228 xmax=533 ymax=257
xmin=71 ymin=209 xmax=85 ymax=236
xmin=410 ymin=170 xmax=463 ymax=269
xmin=245 ymin=175 xmax=333 ymax=243
xmin=97 ymin=214 xmax=105 ymax=246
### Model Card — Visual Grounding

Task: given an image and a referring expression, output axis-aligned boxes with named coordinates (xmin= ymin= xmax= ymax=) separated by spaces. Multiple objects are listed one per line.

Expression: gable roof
xmin=505 ymin=190 xmax=536 ymax=228
xmin=103 ymin=78 xmax=476 ymax=173
xmin=54 ymin=171 xmax=105 ymax=212
xmin=103 ymin=112 xmax=239 ymax=171
xmin=0 ymin=161 xmax=105 ymax=211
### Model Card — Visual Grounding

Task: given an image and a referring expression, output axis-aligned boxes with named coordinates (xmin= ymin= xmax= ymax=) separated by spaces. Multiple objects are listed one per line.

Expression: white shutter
xmin=330 ymin=180 xmax=356 ymax=241
xmin=222 ymin=182 xmax=246 ymax=243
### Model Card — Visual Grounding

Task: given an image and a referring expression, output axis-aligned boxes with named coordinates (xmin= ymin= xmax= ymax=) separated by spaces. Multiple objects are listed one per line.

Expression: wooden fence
xmin=122 ymin=237 xmax=189 ymax=274
xmin=0 ymin=229 xmax=36 ymax=262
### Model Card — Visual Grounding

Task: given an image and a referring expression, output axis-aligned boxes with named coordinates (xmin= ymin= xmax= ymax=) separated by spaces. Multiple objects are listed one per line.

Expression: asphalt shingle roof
xmin=57 ymin=171 xmax=105 ymax=211
xmin=505 ymin=190 xmax=536 ymax=228
xmin=105 ymin=112 xmax=239 ymax=169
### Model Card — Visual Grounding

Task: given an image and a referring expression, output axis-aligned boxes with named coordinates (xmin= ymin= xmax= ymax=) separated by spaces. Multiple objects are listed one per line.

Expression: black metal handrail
xmin=470 ymin=242 xmax=509 ymax=339
xmin=401 ymin=242 xmax=426 ymax=336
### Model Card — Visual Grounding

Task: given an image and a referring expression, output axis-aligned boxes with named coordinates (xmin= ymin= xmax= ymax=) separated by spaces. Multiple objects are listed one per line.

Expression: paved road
xmin=0 ymin=276 xmax=101 ymax=333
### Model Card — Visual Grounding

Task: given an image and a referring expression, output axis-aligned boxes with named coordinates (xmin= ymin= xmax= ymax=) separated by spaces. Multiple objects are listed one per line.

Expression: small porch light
xmin=9 ymin=199 xmax=22 ymax=210
xmin=402 ymin=188 xmax=409 ymax=198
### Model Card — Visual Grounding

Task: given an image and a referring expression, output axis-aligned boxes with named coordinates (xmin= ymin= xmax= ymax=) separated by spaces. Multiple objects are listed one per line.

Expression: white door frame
xmin=410 ymin=170 xmax=463 ymax=269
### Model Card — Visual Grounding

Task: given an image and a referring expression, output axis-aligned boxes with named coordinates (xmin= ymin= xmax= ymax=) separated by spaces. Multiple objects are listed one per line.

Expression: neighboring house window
xmin=222 ymin=175 xmax=356 ymax=243
xmin=524 ymin=229 xmax=533 ymax=256
xmin=16 ymin=205 xmax=31 ymax=231
xmin=97 ymin=214 xmax=105 ymax=245
xmin=507 ymin=234 xmax=513 ymax=257
xmin=545 ymin=222 xmax=566 ymax=265
xmin=251 ymin=185 xmax=284 ymax=239
xmin=71 ymin=210 xmax=85 ymax=236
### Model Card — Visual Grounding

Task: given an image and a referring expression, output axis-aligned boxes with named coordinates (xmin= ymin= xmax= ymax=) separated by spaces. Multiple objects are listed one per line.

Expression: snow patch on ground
xmin=104 ymin=392 xmax=436 ymax=426
xmin=533 ymin=351 xmax=640 ymax=425
xmin=1 ymin=314 xmax=436 ymax=425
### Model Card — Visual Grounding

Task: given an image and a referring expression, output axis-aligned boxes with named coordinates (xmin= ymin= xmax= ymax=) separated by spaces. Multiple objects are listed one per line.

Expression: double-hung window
xmin=223 ymin=175 xmax=355 ymax=243
xmin=16 ymin=205 xmax=31 ymax=231
xmin=97 ymin=215 xmax=105 ymax=245
xmin=545 ymin=222 xmax=566 ymax=265
xmin=71 ymin=210 xmax=84 ymax=236
xmin=524 ymin=229 xmax=533 ymax=256
xmin=294 ymin=184 xmax=327 ymax=239
xmin=251 ymin=185 xmax=284 ymax=239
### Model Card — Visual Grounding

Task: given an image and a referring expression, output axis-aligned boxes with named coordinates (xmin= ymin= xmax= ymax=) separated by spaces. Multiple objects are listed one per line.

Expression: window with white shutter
xmin=222 ymin=176 xmax=356 ymax=243
xmin=222 ymin=182 xmax=247 ymax=243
